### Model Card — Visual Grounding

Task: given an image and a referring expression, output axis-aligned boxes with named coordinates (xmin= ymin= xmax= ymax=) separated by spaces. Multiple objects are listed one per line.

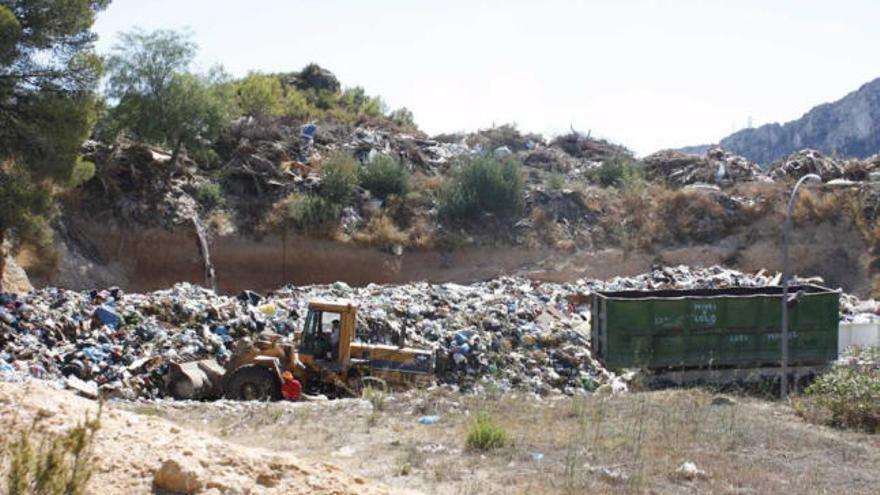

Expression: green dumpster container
xmin=591 ymin=285 xmax=839 ymax=370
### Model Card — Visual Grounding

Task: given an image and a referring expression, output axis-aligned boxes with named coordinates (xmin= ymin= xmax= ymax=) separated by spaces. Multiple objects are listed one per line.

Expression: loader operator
xmin=281 ymin=371 xmax=302 ymax=401
xmin=317 ymin=318 xmax=340 ymax=360
xmin=330 ymin=319 xmax=340 ymax=356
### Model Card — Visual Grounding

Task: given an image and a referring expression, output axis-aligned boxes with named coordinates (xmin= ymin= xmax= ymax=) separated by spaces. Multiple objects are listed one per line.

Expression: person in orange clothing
xmin=281 ymin=371 xmax=302 ymax=401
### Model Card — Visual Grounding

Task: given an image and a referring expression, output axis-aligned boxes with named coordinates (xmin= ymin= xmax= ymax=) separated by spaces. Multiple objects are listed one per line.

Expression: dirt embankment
xmin=0 ymin=381 xmax=392 ymax=494
xmin=27 ymin=215 xmax=873 ymax=297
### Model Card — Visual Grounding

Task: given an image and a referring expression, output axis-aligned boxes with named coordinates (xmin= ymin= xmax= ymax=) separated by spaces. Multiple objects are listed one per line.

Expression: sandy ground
xmin=0 ymin=381 xmax=392 ymax=494
xmin=3 ymin=381 xmax=879 ymax=494
xmin=118 ymin=387 xmax=880 ymax=495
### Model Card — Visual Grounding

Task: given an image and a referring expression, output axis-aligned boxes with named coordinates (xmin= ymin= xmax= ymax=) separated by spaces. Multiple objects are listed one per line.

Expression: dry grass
xmin=404 ymin=215 xmax=437 ymax=249
xmin=206 ymin=210 xmax=236 ymax=236
xmin=790 ymin=187 xmax=880 ymax=297
xmin=411 ymin=173 xmax=445 ymax=193
xmin=529 ymin=207 xmax=560 ymax=246
xmin=352 ymin=215 xmax=408 ymax=248
xmin=555 ymin=239 xmax=577 ymax=252
xmin=594 ymin=183 xmax=783 ymax=253
xmin=655 ymin=189 xmax=728 ymax=244
xmin=621 ymin=189 xmax=658 ymax=250
xmin=792 ymin=189 xmax=844 ymax=225
xmin=145 ymin=388 xmax=880 ymax=495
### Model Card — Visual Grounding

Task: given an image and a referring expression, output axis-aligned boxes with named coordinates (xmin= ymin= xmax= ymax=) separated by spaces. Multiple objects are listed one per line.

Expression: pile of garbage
xmin=842 ymin=154 xmax=880 ymax=181
xmin=3 ymin=265 xmax=876 ymax=400
xmin=0 ymin=284 xmax=299 ymax=399
xmin=550 ymin=132 xmax=632 ymax=162
xmin=81 ymin=139 xmax=207 ymax=227
xmin=643 ymin=148 xmax=766 ymax=187
xmin=769 ymin=149 xmax=845 ymax=181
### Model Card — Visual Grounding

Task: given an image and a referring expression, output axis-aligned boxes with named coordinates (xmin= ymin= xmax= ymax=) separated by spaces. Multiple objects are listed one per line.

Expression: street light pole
xmin=781 ymin=173 xmax=821 ymax=399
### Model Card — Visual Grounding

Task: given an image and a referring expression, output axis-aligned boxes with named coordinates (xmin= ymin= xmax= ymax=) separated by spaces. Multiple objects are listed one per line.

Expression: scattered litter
xmin=418 ymin=415 xmax=440 ymax=425
xmin=587 ymin=464 xmax=629 ymax=484
xmin=674 ymin=461 xmax=708 ymax=481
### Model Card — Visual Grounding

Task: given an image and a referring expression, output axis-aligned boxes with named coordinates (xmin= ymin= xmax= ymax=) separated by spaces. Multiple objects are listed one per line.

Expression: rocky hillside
xmin=8 ymin=65 xmax=880 ymax=298
xmin=37 ymin=122 xmax=880 ymax=297
xmin=690 ymin=78 xmax=880 ymax=165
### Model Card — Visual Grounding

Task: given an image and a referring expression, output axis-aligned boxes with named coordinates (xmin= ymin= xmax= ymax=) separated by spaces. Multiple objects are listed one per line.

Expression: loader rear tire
xmin=224 ymin=365 xmax=281 ymax=401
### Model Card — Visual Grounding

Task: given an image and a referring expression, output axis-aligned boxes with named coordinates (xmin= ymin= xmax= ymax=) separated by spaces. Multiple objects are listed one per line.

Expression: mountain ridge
xmin=683 ymin=77 xmax=880 ymax=164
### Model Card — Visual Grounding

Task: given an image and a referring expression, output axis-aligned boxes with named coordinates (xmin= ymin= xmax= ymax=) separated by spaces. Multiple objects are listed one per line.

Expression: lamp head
xmin=803 ymin=173 xmax=822 ymax=184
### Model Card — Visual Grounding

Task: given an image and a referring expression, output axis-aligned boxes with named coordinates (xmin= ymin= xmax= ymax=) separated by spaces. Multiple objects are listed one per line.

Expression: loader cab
xmin=299 ymin=300 xmax=358 ymax=367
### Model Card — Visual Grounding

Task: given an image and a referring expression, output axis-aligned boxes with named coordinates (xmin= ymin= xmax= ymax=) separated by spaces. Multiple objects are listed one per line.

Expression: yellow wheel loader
xmin=167 ymin=299 xmax=435 ymax=401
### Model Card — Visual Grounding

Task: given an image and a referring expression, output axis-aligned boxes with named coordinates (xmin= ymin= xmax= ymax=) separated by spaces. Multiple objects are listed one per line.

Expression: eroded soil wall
xmin=33 ymin=218 xmax=873 ymax=296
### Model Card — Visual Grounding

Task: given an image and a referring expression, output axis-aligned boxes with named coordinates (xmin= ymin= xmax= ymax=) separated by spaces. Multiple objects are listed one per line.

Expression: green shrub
xmin=546 ymin=173 xmax=565 ymax=190
xmin=282 ymin=89 xmax=313 ymax=120
xmin=389 ymin=107 xmax=415 ymax=128
xmin=189 ymin=147 xmax=221 ymax=169
xmin=465 ymin=413 xmax=509 ymax=451
xmin=362 ymin=385 xmax=386 ymax=412
xmin=593 ymin=155 xmax=644 ymax=189
xmin=804 ymin=362 xmax=880 ymax=432
xmin=235 ymin=72 xmax=284 ymax=117
xmin=68 ymin=159 xmax=95 ymax=188
xmin=340 ymin=86 xmax=384 ymax=116
xmin=439 ymin=154 xmax=524 ymax=221
xmin=320 ymin=152 xmax=359 ymax=204
xmin=196 ymin=182 xmax=225 ymax=209
xmin=286 ymin=194 xmax=340 ymax=231
xmin=359 ymin=154 xmax=410 ymax=198
xmin=5 ymin=408 xmax=101 ymax=495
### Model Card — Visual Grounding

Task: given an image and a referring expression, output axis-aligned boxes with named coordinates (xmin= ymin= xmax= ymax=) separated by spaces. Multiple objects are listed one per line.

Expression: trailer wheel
xmin=224 ymin=365 xmax=281 ymax=401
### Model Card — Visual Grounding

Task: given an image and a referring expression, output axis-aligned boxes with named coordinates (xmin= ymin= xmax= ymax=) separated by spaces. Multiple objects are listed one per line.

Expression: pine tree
xmin=0 ymin=0 xmax=109 ymax=284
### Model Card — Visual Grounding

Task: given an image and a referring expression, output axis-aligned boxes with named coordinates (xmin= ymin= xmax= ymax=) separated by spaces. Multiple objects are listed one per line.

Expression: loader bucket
xmin=169 ymin=359 xmax=226 ymax=400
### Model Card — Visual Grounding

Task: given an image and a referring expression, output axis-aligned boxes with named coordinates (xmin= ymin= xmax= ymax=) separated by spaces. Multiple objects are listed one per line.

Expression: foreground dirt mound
xmin=0 ymin=381 xmax=391 ymax=494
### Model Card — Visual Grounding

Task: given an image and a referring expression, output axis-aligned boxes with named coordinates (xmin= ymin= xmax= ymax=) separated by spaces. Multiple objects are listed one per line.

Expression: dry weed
xmin=529 ymin=207 xmax=559 ymax=245
xmin=206 ymin=210 xmax=236 ymax=236
xmin=792 ymin=189 xmax=842 ymax=225
xmin=411 ymin=173 xmax=445 ymax=192
xmin=352 ymin=215 xmax=408 ymax=248
xmin=405 ymin=216 xmax=436 ymax=249
xmin=655 ymin=188 xmax=728 ymax=243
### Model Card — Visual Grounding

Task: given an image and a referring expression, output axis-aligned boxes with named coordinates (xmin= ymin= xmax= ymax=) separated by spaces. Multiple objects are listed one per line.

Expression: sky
xmin=92 ymin=0 xmax=880 ymax=156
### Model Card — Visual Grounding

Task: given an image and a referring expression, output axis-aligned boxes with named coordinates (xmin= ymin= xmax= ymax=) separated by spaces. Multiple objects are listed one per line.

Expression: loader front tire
xmin=224 ymin=365 xmax=281 ymax=401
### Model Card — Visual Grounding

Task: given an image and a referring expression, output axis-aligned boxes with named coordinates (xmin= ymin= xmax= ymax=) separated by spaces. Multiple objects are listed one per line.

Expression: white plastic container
xmin=839 ymin=322 xmax=880 ymax=352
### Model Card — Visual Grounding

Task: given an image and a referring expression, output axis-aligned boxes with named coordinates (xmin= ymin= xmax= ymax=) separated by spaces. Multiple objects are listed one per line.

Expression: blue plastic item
xmin=94 ymin=305 xmax=122 ymax=329
xmin=418 ymin=415 xmax=440 ymax=425
xmin=301 ymin=124 xmax=318 ymax=139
